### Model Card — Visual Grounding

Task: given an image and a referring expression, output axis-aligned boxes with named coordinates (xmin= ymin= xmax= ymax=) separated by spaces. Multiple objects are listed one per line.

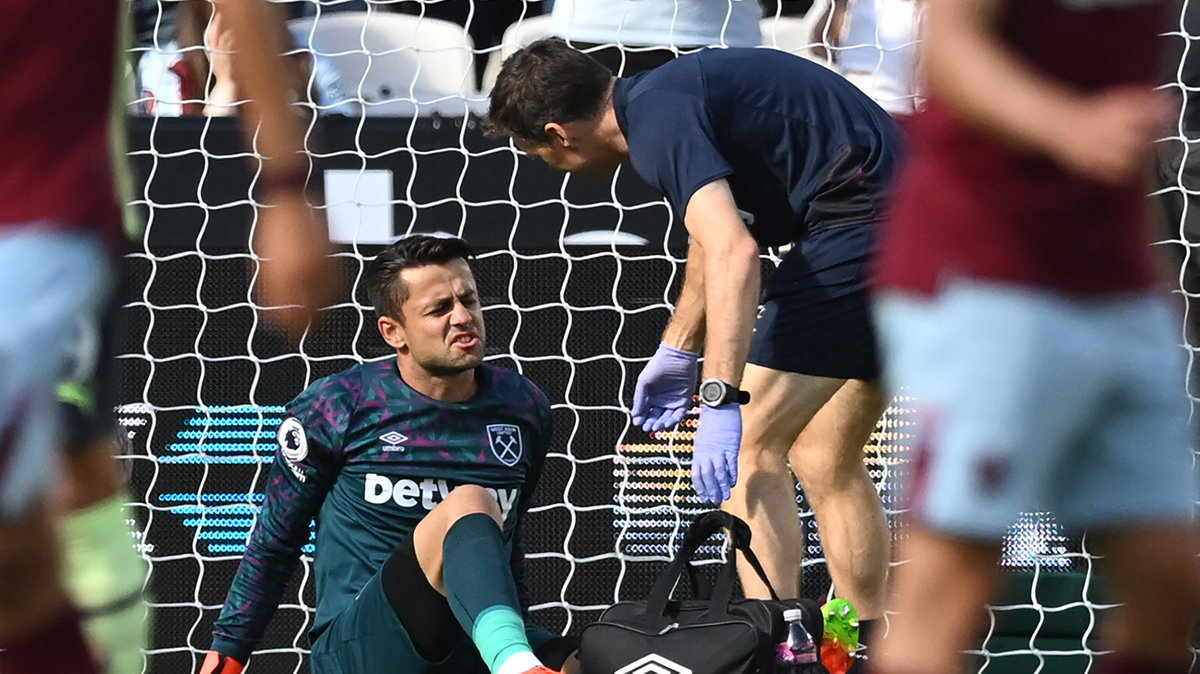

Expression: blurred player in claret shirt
xmin=200 ymin=235 xmax=578 ymax=674
xmin=0 ymin=1 xmax=332 ymax=672
xmin=871 ymin=1 xmax=1200 ymax=673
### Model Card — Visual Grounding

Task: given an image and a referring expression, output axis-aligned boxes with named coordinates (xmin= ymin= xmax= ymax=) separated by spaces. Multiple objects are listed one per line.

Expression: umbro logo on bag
xmin=614 ymin=654 xmax=692 ymax=674
xmin=380 ymin=431 xmax=407 ymax=452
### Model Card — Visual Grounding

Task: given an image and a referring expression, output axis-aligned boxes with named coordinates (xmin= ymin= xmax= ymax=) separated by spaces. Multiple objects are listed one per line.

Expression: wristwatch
xmin=698 ymin=378 xmax=751 ymax=408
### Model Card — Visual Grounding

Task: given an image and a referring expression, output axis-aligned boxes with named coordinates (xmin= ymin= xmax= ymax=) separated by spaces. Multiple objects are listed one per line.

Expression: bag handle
xmin=644 ymin=511 xmax=780 ymax=618
xmin=704 ymin=539 xmax=775 ymax=617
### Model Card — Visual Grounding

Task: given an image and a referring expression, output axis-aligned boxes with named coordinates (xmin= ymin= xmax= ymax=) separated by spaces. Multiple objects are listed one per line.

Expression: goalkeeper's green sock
xmin=61 ymin=492 xmax=149 ymax=674
xmin=442 ymin=513 xmax=543 ymax=674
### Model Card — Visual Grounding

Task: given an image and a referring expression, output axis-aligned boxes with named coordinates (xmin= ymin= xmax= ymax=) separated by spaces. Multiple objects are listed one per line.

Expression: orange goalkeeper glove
xmin=200 ymin=651 xmax=245 ymax=674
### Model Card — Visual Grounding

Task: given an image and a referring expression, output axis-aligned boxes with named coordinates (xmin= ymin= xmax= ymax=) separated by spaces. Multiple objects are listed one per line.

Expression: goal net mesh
xmin=115 ymin=1 xmax=1194 ymax=671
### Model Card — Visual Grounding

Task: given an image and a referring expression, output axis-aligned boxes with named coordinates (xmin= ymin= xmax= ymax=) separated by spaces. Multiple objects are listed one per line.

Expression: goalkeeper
xmin=486 ymin=41 xmax=901 ymax=632
xmin=201 ymin=235 xmax=578 ymax=674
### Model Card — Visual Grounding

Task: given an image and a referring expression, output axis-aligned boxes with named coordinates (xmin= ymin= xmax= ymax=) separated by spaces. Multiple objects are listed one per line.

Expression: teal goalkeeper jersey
xmin=211 ymin=360 xmax=553 ymax=662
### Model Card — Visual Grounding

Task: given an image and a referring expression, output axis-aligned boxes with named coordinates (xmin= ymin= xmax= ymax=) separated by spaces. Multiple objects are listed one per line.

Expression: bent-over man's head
xmin=486 ymin=38 xmax=627 ymax=178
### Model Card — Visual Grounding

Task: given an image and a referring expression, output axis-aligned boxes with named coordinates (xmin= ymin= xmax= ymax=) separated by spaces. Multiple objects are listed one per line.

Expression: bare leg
xmin=411 ymin=484 xmax=504 ymax=593
xmin=59 ymin=434 xmax=149 ymax=674
xmin=788 ymin=379 xmax=889 ymax=618
xmin=0 ymin=501 xmax=69 ymax=643
xmin=560 ymin=652 xmax=582 ymax=674
xmin=409 ymin=485 xmax=568 ymax=673
xmin=0 ymin=500 xmax=98 ymax=673
xmin=875 ymin=527 xmax=1002 ymax=674
xmin=724 ymin=364 xmax=843 ymax=599
xmin=1091 ymin=522 xmax=1200 ymax=669
xmin=60 ymin=434 xmax=125 ymax=511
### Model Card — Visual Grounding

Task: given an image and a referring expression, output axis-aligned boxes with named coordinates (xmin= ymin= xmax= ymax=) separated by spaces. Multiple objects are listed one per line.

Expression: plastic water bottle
xmin=774 ymin=608 xmax=819 ymax=665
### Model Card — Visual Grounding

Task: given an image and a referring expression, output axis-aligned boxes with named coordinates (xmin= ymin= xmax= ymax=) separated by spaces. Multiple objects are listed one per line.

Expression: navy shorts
xmin=310 ymin=535 xmax=575 ymax=674
xmin=310 ymin=536 xmax=487 ymax=674
xmin=748 ymin=223 xmax=878 ymax=380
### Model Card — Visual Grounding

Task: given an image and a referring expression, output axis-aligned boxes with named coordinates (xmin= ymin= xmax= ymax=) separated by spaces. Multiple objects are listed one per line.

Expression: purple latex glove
xmin=692 ymin=403 xmax=742 ymax=503
xmin=631 ymin=342 xmax=699 ymax=432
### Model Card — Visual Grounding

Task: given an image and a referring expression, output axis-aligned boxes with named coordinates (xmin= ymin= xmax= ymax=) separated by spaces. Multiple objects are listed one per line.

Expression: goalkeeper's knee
xmin=61 ymin=492 xmax=150 ymax=674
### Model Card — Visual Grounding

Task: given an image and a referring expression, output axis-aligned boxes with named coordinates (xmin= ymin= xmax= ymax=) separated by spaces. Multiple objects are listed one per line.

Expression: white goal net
xmin=115 ymin=1 xmax=1196 ymax=672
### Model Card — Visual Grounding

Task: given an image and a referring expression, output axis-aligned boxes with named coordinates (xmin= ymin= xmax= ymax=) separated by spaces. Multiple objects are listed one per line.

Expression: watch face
xmin=700 ymin=380 xmax=725 ymax=405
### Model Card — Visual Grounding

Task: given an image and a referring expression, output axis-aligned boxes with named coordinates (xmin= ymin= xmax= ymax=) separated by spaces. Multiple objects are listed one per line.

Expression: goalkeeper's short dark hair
xmin=485 ymin=37 xmax=613 ymax=144
xmin=367 ymin=235 xmax=474 ymax=321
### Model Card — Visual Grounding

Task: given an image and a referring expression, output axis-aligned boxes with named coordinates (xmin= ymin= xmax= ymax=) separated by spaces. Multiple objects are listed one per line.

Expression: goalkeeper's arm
xmin=201 ymin=383 xmax=347 ymax=672
xmin=508 ymin=400 xmax=579 ymax=669
xmin=201 ymin=472 xmax=316 ymax=669
xmin=201 ymin=450 xmax=331 ymax=669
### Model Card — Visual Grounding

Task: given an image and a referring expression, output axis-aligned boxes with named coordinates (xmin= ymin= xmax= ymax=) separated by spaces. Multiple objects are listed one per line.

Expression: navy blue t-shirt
xmin=612 ymin=48 xmax=903 ymax=247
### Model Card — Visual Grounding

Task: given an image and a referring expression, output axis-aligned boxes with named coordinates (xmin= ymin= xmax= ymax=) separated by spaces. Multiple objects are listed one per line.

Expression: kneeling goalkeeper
xmin=201 ymin=236 xmax=577 ymax=674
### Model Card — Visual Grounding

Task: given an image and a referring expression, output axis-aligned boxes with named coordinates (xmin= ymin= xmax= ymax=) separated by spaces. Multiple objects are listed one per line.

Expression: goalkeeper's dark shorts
xmin=310 ymin=534 xmax=575 ymax=674
xmin=749 ymin=221 xmax=878 ymax=381
xmin=310 ymin=536 xmax=488 ymax=674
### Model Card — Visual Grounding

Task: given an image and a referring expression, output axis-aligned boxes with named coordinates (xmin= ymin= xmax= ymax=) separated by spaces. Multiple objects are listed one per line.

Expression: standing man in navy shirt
xmin=486 ymin=39 xmax=902 ymax=632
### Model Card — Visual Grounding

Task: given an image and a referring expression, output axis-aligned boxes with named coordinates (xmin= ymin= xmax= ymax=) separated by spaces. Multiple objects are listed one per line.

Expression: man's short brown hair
xmin=485 ymin=38 xmax=613 ymax=144
xmin=366 ymin=235 xmax=474 ymax=321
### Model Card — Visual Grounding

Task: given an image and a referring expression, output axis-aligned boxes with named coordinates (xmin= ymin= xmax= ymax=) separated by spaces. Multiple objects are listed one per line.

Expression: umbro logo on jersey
xmin=486 ymin=424 xmax=523 ymax=466
xmin=614 ymin=654 xmax=692 ymax=674
xmin=380 ymin=431 xmax=408 ymax=452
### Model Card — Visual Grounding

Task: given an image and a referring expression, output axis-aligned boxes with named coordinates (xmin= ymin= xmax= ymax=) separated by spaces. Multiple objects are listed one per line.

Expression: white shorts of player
xmin=0 ymin=227 xmax=111 ymax=519
xmin=875 ymin=280 xmax=1198 ymax=540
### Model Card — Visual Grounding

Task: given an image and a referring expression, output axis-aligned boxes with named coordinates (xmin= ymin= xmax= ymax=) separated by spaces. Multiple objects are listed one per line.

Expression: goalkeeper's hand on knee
xmin=200 ymin=651 xmax=246 ymax=674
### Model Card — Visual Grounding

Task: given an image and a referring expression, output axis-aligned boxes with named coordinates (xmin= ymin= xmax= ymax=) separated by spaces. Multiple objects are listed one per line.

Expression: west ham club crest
xmin=486 ymin=424 xmax=523 ymax=466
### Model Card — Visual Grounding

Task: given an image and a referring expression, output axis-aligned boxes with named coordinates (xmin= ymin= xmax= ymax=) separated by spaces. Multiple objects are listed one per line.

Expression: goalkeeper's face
xmin=391 ymin=259 xmax=486 ymax=376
